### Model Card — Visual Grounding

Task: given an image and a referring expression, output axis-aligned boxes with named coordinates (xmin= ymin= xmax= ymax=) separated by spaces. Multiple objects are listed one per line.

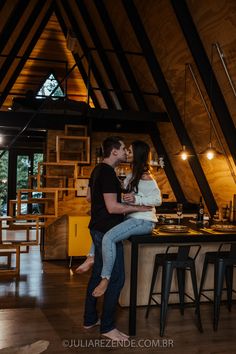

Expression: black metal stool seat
xmin=146 ymin=245 xmax=203 ymax=337
xmin=198 ymin=243 xmax=236 ymax=331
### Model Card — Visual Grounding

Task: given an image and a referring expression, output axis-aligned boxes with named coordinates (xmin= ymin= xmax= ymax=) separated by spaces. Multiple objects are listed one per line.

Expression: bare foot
xmin=92 ymin=278 xmax=109 ymax=297
xmin=83 ymin=319 xmax=101 ymax=329
xmin=75 ymin=255 xmax=94 ymax=274
xmin=118 ymin=330 xmax=129 ymax=339
xmin=101 ymin=328 xmax=130 ymax=342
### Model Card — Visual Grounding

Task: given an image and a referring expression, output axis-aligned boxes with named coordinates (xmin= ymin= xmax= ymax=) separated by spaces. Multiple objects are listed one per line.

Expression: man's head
xmin=101 ymin=136 xmax=127 ymax=165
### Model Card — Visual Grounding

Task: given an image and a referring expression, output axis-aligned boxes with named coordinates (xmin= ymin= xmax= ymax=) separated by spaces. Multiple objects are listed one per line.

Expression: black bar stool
xmin=146 ymin=244 xmax=202 ymax=337
xmin=198 ymin=243 xmax=236 ymax=330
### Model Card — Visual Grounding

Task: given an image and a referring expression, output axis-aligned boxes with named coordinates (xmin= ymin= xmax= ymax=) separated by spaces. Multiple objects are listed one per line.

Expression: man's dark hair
xmin=101 ymin=136 xmax=124 ymax=158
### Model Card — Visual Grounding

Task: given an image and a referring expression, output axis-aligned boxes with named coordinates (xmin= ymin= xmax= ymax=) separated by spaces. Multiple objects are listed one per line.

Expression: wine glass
xmin=176 ymin=203 xmax=183 ymax=225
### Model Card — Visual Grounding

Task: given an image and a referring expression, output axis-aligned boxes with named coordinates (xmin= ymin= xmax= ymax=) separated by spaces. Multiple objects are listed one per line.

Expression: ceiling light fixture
xmin=175 ymin=64 xmax=193 ymax=160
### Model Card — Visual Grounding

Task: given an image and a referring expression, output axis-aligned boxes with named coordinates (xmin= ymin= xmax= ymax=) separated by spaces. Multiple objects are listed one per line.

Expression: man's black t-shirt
xmin=88 ymin=163 xmax=124 ymax=233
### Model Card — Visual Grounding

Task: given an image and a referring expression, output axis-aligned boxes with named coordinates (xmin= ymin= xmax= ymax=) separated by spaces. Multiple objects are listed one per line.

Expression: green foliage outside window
xmin=0 ymin=151 xmax=8 ymax=214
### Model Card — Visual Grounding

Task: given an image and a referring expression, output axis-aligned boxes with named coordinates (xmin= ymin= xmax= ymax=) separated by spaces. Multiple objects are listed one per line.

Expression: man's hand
xmin=123 ymin=193 xmax=135 ymax=204
xmin=136 ymin=205 xmax=152 ymax=211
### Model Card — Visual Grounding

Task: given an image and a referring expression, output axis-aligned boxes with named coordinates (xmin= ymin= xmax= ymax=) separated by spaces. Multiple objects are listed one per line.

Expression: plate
xmin=159 ymin=225 xmax=189 ymax=233
xmin=211 ymin=224 xmax=236 ymax=232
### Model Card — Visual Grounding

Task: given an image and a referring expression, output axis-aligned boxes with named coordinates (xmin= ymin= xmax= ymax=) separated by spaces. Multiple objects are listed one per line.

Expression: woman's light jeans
xmin=101 ymin=218 xmax=155 ymax=279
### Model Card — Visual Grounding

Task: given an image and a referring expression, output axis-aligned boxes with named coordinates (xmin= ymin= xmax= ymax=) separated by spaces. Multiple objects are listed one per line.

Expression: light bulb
xmin=180 ymin=151 xmax=188 ymax=160
xmin=206 ymin=148 xmax=215 ymax=160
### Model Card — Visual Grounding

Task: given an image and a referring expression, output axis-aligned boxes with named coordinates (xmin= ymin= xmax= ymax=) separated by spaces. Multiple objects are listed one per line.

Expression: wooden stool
xmin=0 ymin=244 xmax=20 ymax=276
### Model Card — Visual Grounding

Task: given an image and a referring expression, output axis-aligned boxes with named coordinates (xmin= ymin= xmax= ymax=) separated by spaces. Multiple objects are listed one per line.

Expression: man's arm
xmin=103 ymin=193 xmax=151 ymax=214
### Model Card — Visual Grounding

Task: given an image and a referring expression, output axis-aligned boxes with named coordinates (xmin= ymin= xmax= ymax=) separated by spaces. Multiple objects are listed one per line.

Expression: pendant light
xmin=199 ymin=44 xmax=219 ymax=160
xmin=175 ymin=64 xmax=192 ymax=160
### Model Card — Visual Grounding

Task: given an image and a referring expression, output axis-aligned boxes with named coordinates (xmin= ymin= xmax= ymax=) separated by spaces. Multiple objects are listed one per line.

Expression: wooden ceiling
xmin=0 ymin=0 xmax=236 ymax=213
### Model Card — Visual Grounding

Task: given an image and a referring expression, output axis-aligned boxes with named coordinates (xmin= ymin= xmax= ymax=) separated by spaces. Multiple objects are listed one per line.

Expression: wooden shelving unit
xmin=56 ymin=136 xmax=90 ymax=164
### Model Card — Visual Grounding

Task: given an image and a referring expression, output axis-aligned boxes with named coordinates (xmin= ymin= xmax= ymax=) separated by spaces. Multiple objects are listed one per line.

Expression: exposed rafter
xmin=122 ymin=0 xmax=217 ymax=216
xmin=54 ymin=3 xmax=100 ymax=108
xmin=77 ymin=0 xmax=128 ymax=110
xmin=0 ymin=0 xmax=47 ymax=85
xmin=94 ymin=0 xmax=146 ymax=111
xmin=0 ymin=3 xmax=54 ymax=108
xmin=171 ymin=0 xmax=236 ymax=166
xmin=148 ymin=123 xmax=187 ymax=203
xmin=60 ymin=0 xmax=114 ymax=109
xmin=0 ymin=0 xmax=29 ymax=53
xmin=94 ymin=0 xmax=185 ymax=201
xmin=0 ymin=0 xmax=7 ymax=12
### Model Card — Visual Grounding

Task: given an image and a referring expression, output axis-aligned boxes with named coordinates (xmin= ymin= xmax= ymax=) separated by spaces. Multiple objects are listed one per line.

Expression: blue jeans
xmin=101 ymin=218 xmax=155 ymax=278
xmin=83 ymin=229 xmax=125 ymax=333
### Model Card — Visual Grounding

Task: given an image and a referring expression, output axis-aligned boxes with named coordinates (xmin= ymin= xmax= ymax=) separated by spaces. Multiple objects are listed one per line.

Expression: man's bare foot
xmin=101 ymin=328 xmax=130 ymax=342
xmin=75 ymin=255 xmax=94 ymax=274
xmin=92 ymin=278 xmax=109 ymax=297
xmin=83 ymin=319 xmax=100 ymax=329
xmin=118 ymin=330 xmax=129 ymax=339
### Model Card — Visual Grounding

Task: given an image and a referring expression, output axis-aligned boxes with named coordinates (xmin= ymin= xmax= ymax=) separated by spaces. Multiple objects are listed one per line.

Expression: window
xmin=36 ymin=73 xmax=64 ymax=99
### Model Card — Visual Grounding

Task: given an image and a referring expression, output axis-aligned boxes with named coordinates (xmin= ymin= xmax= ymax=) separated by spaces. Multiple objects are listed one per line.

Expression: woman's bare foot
xmin=92 ymin=278 xmax=109 ymax=297
xmin=75 ymin=255 xmax=94 ymax=274
xmin=101 ymin=328 xmax=130 ymax=342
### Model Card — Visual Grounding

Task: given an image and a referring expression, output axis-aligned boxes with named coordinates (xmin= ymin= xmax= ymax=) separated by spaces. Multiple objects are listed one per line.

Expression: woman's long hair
xmin=127 ymin=140 xmax=151 ymax=193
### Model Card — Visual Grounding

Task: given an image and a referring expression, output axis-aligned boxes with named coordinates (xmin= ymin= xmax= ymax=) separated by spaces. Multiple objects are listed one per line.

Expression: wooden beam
xmin=0 ymin=3 xmax=53 ymax=108
xmin=0 ymin=0 xmax=29 ymax=53
xmin=87 ymin=108 xmax=168 ymax=122
xmin=122 ymin=0 xmax=217 ymax=216
xmin=148 ymin=123 xmax=186 ymax=202
xmin=94 ymin=0 xmax=185 ymax=202
xmin=0 ymin=0 xmax=45 ymax=85
xmin=61 ymin=0 xmax=114 ymax=109
xmin=171 ymin=0 xmax=236 ymax=165
xmin=54 ymin=3 xmax=100 ymax=108
xmin=77 ymin=0 xmax=128 ymax=109
xmin=94 ymin=0 xmax=146 ymax=110
xmin=0 ymin=0 xmax=7 ymax=12
xmin=0 ymin=109 xmax=168 ymax=129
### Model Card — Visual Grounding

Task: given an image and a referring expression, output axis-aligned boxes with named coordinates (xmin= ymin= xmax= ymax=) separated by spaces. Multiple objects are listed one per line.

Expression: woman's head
xmin=127 ymin=140 xmax=151 ymax=193
xmin=127 ymin=140 xmax=150 ymax=165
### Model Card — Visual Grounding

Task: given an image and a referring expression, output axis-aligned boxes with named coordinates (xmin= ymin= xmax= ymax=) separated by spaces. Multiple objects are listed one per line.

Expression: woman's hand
xmin=123 ymin=193 xmax=135 ymax=204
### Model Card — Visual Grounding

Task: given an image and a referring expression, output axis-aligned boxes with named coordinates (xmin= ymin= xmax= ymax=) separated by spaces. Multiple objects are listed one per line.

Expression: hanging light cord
xmin=188 ymin=63 xmax=236 ymax=184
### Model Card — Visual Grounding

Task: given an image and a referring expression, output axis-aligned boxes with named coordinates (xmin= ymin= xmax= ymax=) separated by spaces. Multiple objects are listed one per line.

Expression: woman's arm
xmin=123 ymin=188 xmax=162 ymax=206
xmin=103 ymin=193 xmax=152 ymax=214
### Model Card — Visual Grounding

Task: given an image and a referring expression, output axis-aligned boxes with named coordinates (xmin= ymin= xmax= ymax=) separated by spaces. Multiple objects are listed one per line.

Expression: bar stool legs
xmin=225 ymin=266 xmax=234 ymax=312
xmin=213 ymin=260 xmax=225 ymax=331
xmin=176 ymin=268 xmax=185 ymax=315
xmin=160 ymin=262 xmax=173 ymax=337
xmin=190 ymin=262 xmax=203 ymax=333
xmin=146 ymin=246 xmax=202 ymax=337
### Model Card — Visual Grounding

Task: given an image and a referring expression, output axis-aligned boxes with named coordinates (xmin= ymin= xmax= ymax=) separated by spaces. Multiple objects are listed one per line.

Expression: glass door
xmin=7 ymin=150 xmax=43 ymax=216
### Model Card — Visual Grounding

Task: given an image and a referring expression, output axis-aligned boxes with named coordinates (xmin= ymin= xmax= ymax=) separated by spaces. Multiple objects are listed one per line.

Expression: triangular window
xmin=36 ymin=73 xmax=64 ymax=99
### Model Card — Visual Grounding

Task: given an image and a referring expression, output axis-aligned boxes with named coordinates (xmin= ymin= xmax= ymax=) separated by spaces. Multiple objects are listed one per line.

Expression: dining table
xmin=127 ymin=221 xmax=236 ymax=335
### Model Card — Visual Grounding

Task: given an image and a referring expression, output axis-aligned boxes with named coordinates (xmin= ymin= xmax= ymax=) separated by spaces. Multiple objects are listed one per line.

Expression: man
xmin=83 ymin=136 xmax=151 ymax=341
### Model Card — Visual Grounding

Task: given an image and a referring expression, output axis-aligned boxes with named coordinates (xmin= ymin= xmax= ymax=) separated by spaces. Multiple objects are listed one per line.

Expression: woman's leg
xmin=92 ymin=218 xmax=154 ymax=297
xmin=75 ymin=242 xmax=95 ymax=273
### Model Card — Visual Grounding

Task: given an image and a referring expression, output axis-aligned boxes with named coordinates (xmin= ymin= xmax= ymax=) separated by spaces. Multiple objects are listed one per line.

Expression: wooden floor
xmin=0 ymin=245 xmax=236 ymax=353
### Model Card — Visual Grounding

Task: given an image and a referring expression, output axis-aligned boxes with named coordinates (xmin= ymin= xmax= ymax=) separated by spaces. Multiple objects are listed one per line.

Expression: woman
xmin=76 ymin=140 xmax=162 ymax=297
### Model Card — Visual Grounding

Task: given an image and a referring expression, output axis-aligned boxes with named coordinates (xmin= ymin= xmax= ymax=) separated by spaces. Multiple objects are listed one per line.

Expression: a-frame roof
xmin=0 ymin=0 xmax=236 ymax=215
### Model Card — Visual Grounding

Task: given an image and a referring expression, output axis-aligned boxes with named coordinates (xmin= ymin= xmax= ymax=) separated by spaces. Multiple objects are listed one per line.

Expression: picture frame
xmin=75 ymin=178 xmax=89 ymax=197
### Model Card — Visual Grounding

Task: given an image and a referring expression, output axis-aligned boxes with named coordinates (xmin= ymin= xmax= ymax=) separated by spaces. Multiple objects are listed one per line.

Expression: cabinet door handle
xmin=75 ymin=224 xmax=77 ymax=237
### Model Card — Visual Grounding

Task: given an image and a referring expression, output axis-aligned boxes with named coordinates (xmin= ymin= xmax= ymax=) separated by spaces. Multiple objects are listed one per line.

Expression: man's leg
xmin=100 ymin=240 xmax=125 ymax=334
xmin=83 ymin=229 xmax=103 ymax=327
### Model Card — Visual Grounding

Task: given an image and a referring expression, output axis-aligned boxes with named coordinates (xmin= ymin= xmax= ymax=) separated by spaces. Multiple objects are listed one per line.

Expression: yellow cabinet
xmin=68 ymin=216 xmax=91 ymax=256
